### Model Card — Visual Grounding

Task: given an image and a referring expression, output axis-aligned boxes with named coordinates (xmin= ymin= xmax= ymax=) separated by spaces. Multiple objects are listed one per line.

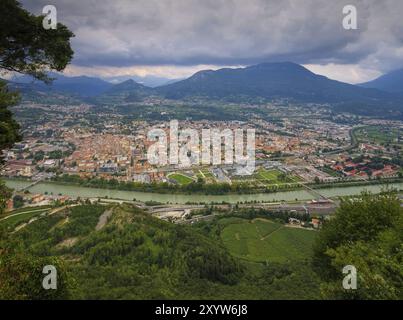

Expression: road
xmin=150 ymin=200 xmax=338 ymax=224
xmin=0 ymin=207 xmax=50 ymax=222
xmin=0 ymin=204 xmax=76 ymax=223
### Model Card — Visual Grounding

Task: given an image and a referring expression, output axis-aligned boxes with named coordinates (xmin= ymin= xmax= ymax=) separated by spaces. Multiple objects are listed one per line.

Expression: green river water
xmin=4 ymin=179 xmax=403 ymax=204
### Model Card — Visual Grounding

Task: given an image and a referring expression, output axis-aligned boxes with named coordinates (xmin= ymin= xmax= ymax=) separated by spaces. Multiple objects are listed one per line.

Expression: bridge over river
xmin=17 ymin=179 xmax=43 ymax=192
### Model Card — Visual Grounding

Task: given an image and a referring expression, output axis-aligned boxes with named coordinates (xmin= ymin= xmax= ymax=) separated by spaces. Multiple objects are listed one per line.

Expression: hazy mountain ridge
xmin=9 ymin=73 xmax=113 ymax=97
xmin=95 ymin=79 xmax=155 ymax=104
xmin=155 ymin=62 xmax=399 ymax=104
xmin=360 ymin=69 xmax=403 ymax=95
xmin=5 ymin=62 xmax=403 ymax=118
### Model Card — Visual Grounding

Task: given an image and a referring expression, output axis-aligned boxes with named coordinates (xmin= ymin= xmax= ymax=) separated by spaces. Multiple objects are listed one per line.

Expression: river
xmin=3 ymin=179 xmax=403 ymax=204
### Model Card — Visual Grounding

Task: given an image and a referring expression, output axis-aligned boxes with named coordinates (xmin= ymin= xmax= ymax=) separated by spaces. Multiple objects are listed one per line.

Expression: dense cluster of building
xmin=1 ymin=103 xmax=402 ymax=186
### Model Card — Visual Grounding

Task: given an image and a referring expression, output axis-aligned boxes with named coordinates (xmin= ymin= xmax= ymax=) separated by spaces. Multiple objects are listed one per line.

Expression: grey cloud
xmin=20 ymin=0 xmax=403 ymax=72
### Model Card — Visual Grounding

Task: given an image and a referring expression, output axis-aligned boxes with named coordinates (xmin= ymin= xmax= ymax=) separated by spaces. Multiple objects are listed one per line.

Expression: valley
xmin=0 ymin=203 xmax=323 ymax=299
xmin=1 ymin=0 xmax=402 ymax=303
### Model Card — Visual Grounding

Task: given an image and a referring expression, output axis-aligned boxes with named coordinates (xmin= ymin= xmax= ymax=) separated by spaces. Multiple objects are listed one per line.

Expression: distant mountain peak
xmin=8 ymin=72 xmax=113 ymax=97
xmin=188 ymin=69 xmax=216 ymax=80
xmin=112 ymin=78 xmax=147 ymax=90
xmin=250 ymin=61 xmax=300 ymax=68
xmin=123 ymin=79 xmax=136 ymax=84
xmin=360 ymin=68 xmax=403 ymax=95
xmin=8 ymin=61 xmax=403 ymax=119
xmin=155 ymin=61 xmax=402 ymax=119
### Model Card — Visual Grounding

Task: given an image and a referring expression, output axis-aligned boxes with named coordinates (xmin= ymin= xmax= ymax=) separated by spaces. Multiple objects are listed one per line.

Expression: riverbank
xmin=3 ymin=178 xmax=403 ymax=205
xmin=4 ymin=174 xmax=403 ymax=195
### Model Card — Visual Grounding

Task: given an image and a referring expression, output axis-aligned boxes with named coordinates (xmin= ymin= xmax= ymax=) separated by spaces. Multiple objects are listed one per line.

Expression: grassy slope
xmin=256 ymin=168 xmax=302 ymax=185
xmin=221 ymin=218 xmax=317 ymax=263
xmin=356 ymin=126 xmax=402 ymax=146
xmin=0 ymin=208 xmax=51 ymax=232
xmin=168 ymin=173 xmax=195 ymax=185
xmin=0 ymin=204 xmax=320 ymax=299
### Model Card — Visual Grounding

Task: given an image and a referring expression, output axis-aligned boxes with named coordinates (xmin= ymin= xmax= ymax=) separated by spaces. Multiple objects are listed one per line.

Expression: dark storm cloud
xmin=20 ymin=0 xmax=403 ymax=72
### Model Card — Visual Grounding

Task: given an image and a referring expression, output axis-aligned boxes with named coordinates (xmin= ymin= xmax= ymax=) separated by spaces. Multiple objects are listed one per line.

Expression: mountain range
xmin=359 ymin=69 xmax=403 ymax=96
xmin=5 ymin=62 xmax=403 ymax=118
xmin=8 ymin=73 xmax=113 ymax=97
xmin=156 ymin=62 xmax=397 ymax=103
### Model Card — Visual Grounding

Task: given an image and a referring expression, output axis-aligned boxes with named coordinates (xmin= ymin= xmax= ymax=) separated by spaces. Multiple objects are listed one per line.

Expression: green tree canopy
xmin=0 ymin=0 xmax=74 ymax=82
xmin=0 ymin=1 xmax=75 ymax=300
xmin=0 ymin=0 xmax=74 ymax=209
xmin=0 ymin=250 xmax=72 ymax=299
xmin=0 ymin=80 xmax=20 ymax=151
xmin=0 ymin=0 xmax=74 ymax=152
xmin=313 ymin=190 xmax=403 ymax=299
xmin=0 ymin=180 xmax=12 ymax=214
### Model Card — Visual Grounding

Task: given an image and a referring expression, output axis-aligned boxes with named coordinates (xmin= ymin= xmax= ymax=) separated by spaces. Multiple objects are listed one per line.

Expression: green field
xmin=256 ymin=168 xmax=301 ymax=185
xmin=356 ymin=126 xmax=402 ymax=146
xmin=221 ymin=218 xmax=317 ymax=263
xmin=167 ymin=173 xmax=195 ymax=185
xmin=0 ymin=204 xmax=323 ymax=299
xmin=0 ymin=208 xmax=50 ymax=231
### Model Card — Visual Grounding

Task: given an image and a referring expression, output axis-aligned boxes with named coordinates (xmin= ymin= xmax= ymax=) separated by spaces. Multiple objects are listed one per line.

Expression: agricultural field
xmin=231 ymin=176 xmax=266 ymax=188
xmin=0 ymin=204 xmax=323 ymax=299
xmin=255 ymin=168 xmax=302 ymax=186
xmin=355 ymin=125 xmax=402 ymax=146
xmin=221 ymin=218 xmax=317 ymax=263
xmin=167 ymin=172 xmax=195 ymax=185
xmin=0 ymin=207 xmax=51 ymax=231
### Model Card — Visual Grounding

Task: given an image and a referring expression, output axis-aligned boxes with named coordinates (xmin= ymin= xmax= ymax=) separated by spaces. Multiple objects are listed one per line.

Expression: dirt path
xmin=260 ymin=226 xmax=283 ymax=241
xmin=56 ymin=237 xmax=78 ymax=248
xmin=0 ymin=208 xmax=49 ymax=222
xmin=9 ymin=205 xmax=74 ymax=233
xmin=96 ymin=209 xmax=113 ymax=230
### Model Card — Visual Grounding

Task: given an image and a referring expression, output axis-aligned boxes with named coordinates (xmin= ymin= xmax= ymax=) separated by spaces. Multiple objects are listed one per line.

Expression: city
xmin=1 ymin=99 xmax=402 ymax=213
xmin=0 ymin=0 xmax=402 ymax=304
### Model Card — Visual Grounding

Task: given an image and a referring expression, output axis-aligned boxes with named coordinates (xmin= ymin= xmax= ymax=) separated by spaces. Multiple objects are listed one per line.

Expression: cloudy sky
xmin=21 ymin=0 xmax=403 ymax=84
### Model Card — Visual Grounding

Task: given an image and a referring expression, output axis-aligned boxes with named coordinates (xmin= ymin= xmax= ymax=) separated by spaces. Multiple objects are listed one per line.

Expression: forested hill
xmin=360 ymin=68 xmax=403 ymax=96
xmin=0 ymin=203 xmax=320 ymax=299
xmin=1 ymin=190 xmax=401 ymax=300
xmin=156 ymin=62 xmax=396 ymax=104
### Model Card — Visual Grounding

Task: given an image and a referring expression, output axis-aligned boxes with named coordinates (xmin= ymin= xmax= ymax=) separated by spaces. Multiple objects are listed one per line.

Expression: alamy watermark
xmin=42 ymin=4 xmax=357 ymax=31
xmin=342 ymin=265 xmax=357 ymax=290
xmin=42 ymin=5 xmax=57 ymax=30
xmin=147 ymin=120 xmax=256 ymax=175
xmin=343 ymin=5 xmax=358 ymax=30
xmin=42 ymin=265 xmax=57 ymax=290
